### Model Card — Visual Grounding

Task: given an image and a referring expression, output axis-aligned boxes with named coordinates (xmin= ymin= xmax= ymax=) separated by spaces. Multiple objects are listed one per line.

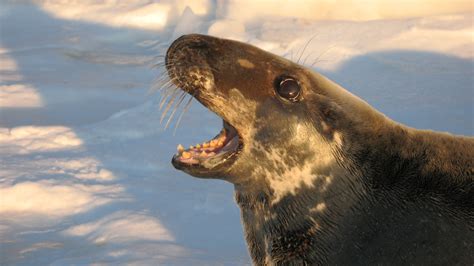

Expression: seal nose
xmin=165 ymin=34 xmax=210 ymax=65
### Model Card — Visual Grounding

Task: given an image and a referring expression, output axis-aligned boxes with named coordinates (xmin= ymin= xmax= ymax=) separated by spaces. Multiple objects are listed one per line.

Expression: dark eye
xmin=275 ymin=77 xmax=301 ymax=102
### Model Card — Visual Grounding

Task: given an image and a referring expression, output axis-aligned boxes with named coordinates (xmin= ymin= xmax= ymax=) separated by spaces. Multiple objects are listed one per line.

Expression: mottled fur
xmin=166 ymin=34 xmax=473 ymax=265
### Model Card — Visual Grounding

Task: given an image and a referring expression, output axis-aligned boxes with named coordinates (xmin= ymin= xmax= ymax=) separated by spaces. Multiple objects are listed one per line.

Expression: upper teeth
xmin=176 ymin=136 xmax=228 ymax=160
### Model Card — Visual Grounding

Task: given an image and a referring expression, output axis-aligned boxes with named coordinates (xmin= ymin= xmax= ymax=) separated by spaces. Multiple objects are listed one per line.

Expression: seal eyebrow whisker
xmin=310 ymin=44 xmax=336 ymax=68
xmin=302 ymin=51 xmax=313 ymax=66
xmin=164 ymin=90 xmax=187 ymax=130
xmin=288 ymin=49 xmax=294 ymax=61
xmin=297 ymin=34 xmax=318 ymax=64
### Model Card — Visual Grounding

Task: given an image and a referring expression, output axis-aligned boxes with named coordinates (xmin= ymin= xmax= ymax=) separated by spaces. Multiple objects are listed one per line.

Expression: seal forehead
xmin=237 ymin=58 xmax=255 ymax=69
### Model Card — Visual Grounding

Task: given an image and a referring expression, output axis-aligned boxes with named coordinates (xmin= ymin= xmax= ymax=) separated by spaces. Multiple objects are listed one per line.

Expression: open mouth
xmin=165 ymin=35 xmax=244 ymax=176
xmin=171 ymin=120 xmax=242 ymax=174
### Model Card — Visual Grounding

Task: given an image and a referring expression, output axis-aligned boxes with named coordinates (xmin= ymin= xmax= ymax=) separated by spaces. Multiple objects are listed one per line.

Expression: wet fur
xmin=166 ymin=34 xmax=474 ymax=265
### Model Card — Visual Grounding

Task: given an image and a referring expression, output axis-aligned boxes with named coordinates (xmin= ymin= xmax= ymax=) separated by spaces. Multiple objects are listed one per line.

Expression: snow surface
xmin=0 ymin=1 xmax=473 ymax=265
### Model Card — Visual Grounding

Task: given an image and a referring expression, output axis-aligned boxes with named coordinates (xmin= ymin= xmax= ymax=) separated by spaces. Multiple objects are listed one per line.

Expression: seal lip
xmin=171 ymin=119 xmax=244 ymax=176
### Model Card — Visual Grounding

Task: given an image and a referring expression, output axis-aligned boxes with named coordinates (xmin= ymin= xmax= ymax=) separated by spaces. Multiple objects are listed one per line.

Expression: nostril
xmin=169 ymin=35 xmax=208 ymax=51
xmin=187 ymin=40 xmax=208 ymax=50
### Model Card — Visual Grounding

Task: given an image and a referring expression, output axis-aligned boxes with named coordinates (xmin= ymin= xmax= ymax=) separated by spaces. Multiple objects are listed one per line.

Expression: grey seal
xmin=165 ymin=34 xmax=473 ymax=265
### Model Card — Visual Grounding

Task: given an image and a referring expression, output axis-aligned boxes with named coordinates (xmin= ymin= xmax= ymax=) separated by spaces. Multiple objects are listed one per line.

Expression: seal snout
xmin=165 ymin=34 xmax=245 ymax=178
xmin=165 ymin=34 xmax=216 ymax=96
xmin=165 ymin=34 xmax=211 ymax=63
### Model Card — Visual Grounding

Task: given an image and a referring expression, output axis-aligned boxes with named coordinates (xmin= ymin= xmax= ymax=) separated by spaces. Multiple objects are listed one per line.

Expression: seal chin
xmin=171 ymin=120 xmax=243 ymax=178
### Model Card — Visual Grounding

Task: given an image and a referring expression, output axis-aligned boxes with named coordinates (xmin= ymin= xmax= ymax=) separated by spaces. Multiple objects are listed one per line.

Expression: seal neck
xmin=234 ymin=118 xmax=473 ymax=264
xmin=234 ymin=157 xmax=367 ymax=264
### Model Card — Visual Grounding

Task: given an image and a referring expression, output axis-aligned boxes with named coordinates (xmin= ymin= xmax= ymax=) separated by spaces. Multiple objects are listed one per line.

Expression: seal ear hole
xmin=274 ymin=76 xmax=301 ymax=102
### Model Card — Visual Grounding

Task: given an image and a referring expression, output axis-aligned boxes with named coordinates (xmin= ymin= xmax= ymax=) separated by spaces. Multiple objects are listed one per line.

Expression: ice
xmin=0 ymin=1 xmax=472 ymax=265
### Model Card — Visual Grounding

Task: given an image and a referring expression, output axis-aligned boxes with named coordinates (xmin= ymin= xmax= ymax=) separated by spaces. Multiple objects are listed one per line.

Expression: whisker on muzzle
xmin=149 ymin=74 xmax=172 ymax=94
xmin=164 ymin=90 xmax=188 ymax=130
xmin=156 ymin=79 xmax=176 ymax=101
xmin=148 ymin=54 xmax=196 ymax=132
xmin=173 ymin=93 xmax=194 ymax=134
xmin=160 ymin=87 xmax=182 ymax=123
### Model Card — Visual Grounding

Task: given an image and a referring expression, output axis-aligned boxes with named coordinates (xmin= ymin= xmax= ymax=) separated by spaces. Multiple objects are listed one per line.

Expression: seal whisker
xmin=156 ymin=79 xmax=175 ymax=93
xmin=165 ymin=91 xmax=187 ymax=130
xmin=158 ymin=84 xmax=178 ymax=110
xmin=150 ymin=55 xmax=180 ymax=68
xmin=160 ymin=88 xmax=181 ymax=123
xmin=150 ymin=73 xmax=171 ymax=89
xmin=297 ymin=34 xmax=318 ymax=64
xmin=158 ymin=84 xmax=176 ymax=107
xmin=151 ymin=61 xmax=180 ymax=70
xmin=158 ymin=81 xmax=177 ymax=106
xmin=153 ymin=75 xmax=170 ymax=87
xmin=150 ymin=80 xmax=171 ymax=96
xmin=150 ymin=62 xmax=167 ymax=69
xmin=302 ymin=51 xmax=313 ymax=66
xmin=152 ymin=73 xmax=175 ymax=88
xmin=148 ymin=57 xmax=170 ymax=69
xmin=310 ymin=44 xmax=336 ymax=68
xmin=173 ymin=94 xmax=194 ymax=134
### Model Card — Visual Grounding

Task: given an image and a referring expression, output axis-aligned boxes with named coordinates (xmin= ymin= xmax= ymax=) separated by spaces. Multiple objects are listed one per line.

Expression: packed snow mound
xmin=0 ymin=181 xmax=122 ymax=217
xmin=34 ymin=0 xmax=473 ymax=31
xmin=36 ymin=0 xmax=212 ymax=30
xmin=0 ymin=126 xmax=82 ymax=154
xmin=222 ymin=0 xmax=473 ymax=22
xmin=63 ymin=211 xmax=175 ymax=243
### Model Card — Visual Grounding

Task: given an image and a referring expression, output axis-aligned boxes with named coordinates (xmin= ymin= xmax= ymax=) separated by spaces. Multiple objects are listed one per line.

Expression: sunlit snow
xmin=0 ymin=1 xmax=472 ymax=265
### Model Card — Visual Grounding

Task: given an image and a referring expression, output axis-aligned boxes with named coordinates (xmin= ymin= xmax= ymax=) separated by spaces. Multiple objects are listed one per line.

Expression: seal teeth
xmin=177 ymin=144 xmax=184 ymax=153
xmin=182 ymin=151 xmax=191 ymax=159
xmin=203 ymin=142 xmax=210 ymax=148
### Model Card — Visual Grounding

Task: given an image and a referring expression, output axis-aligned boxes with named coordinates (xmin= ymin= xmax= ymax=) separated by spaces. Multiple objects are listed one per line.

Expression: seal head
xmin=165 ymin=34 xmax=377 ymax=185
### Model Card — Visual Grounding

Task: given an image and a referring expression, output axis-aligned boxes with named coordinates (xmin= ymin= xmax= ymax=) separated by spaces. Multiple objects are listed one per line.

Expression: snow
xmin=0 ymin=1 xmax=472 ymax=265
xmin=221 ymin=0 xmax=473 ymax=21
